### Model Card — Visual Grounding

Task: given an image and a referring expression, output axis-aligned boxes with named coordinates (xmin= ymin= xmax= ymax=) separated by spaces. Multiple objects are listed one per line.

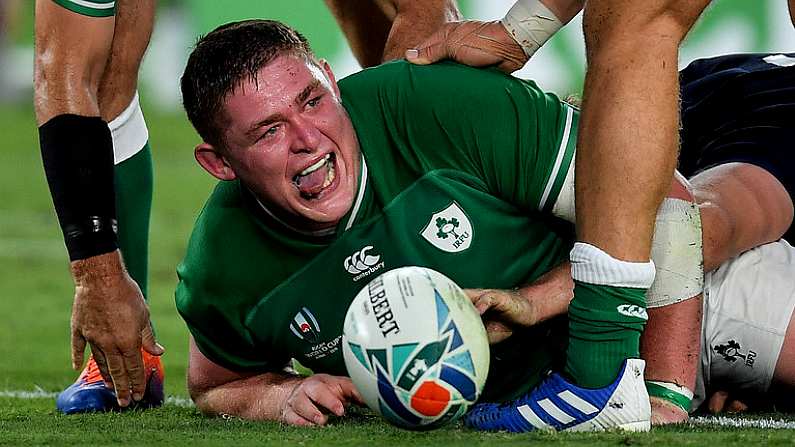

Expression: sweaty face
xmin=220 ymin=55 xmax=360 ymax=232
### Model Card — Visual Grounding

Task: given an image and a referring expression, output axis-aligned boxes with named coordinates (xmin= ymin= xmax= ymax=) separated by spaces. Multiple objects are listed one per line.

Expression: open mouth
xmin=292 ymin=153 xmax=336 ymax=199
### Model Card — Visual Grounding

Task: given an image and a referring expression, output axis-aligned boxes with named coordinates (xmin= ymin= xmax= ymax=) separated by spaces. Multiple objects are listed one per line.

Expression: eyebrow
xmin=296 ymin=79 xmax=321 ymax=105
xmin=245 ymin=79 xmax=322 ymax=139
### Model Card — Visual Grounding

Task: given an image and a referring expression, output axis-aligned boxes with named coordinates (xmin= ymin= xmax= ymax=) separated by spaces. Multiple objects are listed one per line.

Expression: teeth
xmin=322 ymin=161 xmax=335 ymax=188
xmin=300 ymin=154 xmax=331 ymax=176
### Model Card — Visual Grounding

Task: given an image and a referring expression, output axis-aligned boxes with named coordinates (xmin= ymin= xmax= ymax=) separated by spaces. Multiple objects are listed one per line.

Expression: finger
xmin=462 ymin=289 xmax=483 ymax=302
xmin=291 ymin=392 xmax=328 ymax=425
xmin=282 ymin=409 xmax=317 ymax=427
xmin=406 ymin=27 xmax=452 ymax=65
xmin=89 ymin=345 xmax=113 ymax=388
xmin=708 ymin=390 xmax=729 ymax=414
xmin=141 ymin=323 xmax=165 ymax=356
xmin=306 ymin=383 xmax=345 ymax=417
xmin=105 ymin=351 xmax=132 ymax=406
xmin=71 ymin=331 xmax=86 ymax=371
xmin=473 ymin=293 xmax=495 ymax=315
xmin=337 ymin=378 xmax=365 ymax=406
xmin=727 ymin=399 xmax=749 ymax=413
xmin=122 ymin=348 xmax=146 ymax=402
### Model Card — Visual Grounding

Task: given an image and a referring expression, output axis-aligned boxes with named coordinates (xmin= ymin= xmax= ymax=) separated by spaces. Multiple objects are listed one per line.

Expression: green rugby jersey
xmin=176 ymin=61 xmax=578 ymax=401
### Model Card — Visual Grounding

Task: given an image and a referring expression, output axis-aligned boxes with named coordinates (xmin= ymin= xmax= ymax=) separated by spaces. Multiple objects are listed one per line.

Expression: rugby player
xmin=35 ymin=0 xmax=164 ymax=414
xmin=468 ymin=52 xmax=795 ymax=427
xmin=34 ymin=0 xmax=463 ymax=414
xmin=408 ymin=1 xmax=795 ymax=425
xmin=176 ymin=20 xmax=709 ymax=429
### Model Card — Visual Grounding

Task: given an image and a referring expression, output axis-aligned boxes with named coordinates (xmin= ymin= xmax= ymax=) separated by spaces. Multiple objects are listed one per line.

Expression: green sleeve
xmin=176 ymin=279 xmax=285 ymax=373
xmin=175 ymin=183 xmax=292 ymax=373
xmin=339 ymin=61 xmax=576 ymax=213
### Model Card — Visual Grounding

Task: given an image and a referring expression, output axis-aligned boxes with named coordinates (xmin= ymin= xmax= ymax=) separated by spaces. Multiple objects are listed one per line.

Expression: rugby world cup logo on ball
xmin=342 ymin=266 xmax=490 ymax=429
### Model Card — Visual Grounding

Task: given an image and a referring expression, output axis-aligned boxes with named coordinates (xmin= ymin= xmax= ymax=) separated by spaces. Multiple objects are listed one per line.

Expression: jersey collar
xmin=338 ymin=153 xmax=369 ymax=233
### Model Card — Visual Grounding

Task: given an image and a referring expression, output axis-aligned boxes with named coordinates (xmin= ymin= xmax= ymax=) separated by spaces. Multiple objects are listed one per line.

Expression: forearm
xmin=517 ymin=261 xmax=573 ymax=324
xmin=382 ymin=0 xmax=462 ymax=61
xmin=192 ymin=370 xmax=302 ymax=421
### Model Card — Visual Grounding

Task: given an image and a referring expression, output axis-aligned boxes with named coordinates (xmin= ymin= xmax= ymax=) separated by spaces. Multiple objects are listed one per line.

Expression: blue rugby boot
xmin=465 ymin=359 xmax=650 ymax=432
xmin=56 ymin=352 xmax=164 ymax=414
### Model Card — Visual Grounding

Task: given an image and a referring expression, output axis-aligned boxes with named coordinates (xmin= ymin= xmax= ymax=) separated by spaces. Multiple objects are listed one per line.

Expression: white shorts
xmin=693 ymin=240 xmax=795 ymax=409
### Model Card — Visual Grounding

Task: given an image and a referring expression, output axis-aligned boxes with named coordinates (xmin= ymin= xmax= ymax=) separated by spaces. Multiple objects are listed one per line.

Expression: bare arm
xmin=380 ymin=0 xmax=462 ymax=62
xmin=325 ymin=0 xmax=460 ymax=67
xmin=323 ymin=0 xmax=393 ymax=68
xmin=465 ymin=262 xmax=573 ymax=344
xmin=188 ymin=338 xmax=362 ymax=424
xmin=405 ymin=0 xmax=582 ymax=71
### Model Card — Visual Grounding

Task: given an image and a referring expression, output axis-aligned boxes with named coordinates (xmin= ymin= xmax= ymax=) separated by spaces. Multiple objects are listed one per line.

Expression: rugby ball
xmin=342 ymin=266 xmax=490 ymax=429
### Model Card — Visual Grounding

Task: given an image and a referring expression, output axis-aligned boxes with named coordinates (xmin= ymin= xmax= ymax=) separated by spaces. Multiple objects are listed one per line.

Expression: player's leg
xmin=57 ymin=93 xmax=163 ymax=414
xmin=696 ymin=241 xmax=795 ymax=412
xmin=113 ymin=142 xmax=163 ymax=410
xmin=769 ymin=311 xmax=795 ymax=410
xmin=568 ymin=0 xmax=711 ymax=390
xmin=109 ymin=94 xmax=153 ymax=300
xmin=49 ymin=0 xmax=162 ymax=414
xmin=114 ymin=146 xmax=151 ymax=296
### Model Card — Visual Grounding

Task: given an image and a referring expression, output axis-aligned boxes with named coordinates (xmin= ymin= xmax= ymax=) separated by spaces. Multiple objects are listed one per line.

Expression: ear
xmin=195 ymin=142 xmax=236 ymax=181
xmin=319 ymin=59 xmax=341 ymax=99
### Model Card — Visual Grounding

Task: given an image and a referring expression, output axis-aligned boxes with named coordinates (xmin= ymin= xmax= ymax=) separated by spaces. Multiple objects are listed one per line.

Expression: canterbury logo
xmin=344 ymin=245 xmax=381 ymax=274
xmin=616 ymin=304 xmax=648 ymax=320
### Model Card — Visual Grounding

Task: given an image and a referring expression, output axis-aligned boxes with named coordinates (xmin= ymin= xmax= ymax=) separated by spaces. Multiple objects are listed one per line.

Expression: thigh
xmin=97 ymin=0 xmax=155 ymax=119
xmin=700 ymin=241 xmax=795 ymax=405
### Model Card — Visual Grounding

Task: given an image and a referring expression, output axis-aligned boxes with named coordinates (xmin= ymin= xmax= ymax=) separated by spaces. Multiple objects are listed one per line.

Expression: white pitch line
xmin=2 ymin=390 xmax=793 ymax=427
xmin=689 ymin=416 xmax=795 ymax=430
xmin=0 ymin=389 xmax=194 ymax=408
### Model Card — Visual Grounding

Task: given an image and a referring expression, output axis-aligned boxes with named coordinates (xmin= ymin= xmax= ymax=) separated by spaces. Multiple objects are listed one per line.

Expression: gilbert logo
xmin=616 ymin=304 xmax=648 ymax=321
xmin=290 ymin=307 xmax=320 ymax=343
xmin=421 ymin=202 xmax=473 ymax=253
xmin=344 ymin=245 xmax=385 ymax=282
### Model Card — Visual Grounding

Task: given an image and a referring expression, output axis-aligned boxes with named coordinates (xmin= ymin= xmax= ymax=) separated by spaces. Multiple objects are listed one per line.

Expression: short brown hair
xmin=181 ymin=20 xmax=314 ymax=147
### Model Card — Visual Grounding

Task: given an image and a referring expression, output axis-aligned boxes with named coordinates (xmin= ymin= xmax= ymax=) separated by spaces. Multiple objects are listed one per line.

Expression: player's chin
xmin=295 ymin=174 xmax=355 ymax=218
xmin=292 ymin=190 xmax=354 ymax=229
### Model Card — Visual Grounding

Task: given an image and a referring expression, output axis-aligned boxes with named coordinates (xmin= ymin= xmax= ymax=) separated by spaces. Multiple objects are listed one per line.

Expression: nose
xmin=289 ymin=115 xmax=321 ymax=153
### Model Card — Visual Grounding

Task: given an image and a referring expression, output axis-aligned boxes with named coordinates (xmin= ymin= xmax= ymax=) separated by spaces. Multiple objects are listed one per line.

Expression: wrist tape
xmin=646 ymin=380 xmax=693 ymax=413
xmin=39 ymin=114 xmax=118 ymax=261
xmin=501 ymin=0 xmax=563 ymax=58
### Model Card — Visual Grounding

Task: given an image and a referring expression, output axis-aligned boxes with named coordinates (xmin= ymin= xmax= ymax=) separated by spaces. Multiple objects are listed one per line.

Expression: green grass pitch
xmin=2 ymin=103 xmax=795 ymax=445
